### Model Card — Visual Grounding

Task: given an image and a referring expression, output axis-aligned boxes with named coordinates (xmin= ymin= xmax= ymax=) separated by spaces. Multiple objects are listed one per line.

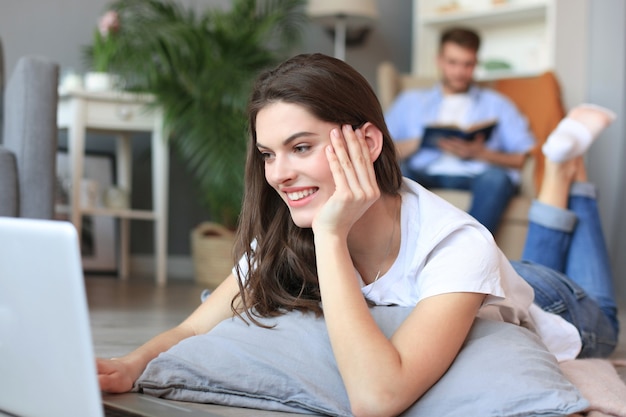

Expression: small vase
xmin=84 ymin=71 xmax=115 ymax=91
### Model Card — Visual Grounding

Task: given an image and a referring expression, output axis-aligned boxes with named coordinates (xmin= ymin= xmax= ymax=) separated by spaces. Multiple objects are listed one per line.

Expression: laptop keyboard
xmin=104 ymin=403 xmax=146 ymax=417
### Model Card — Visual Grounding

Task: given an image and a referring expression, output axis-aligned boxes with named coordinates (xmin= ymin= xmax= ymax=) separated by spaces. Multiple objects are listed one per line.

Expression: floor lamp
xmin=307 ymin=0 xmax=378 ymax=61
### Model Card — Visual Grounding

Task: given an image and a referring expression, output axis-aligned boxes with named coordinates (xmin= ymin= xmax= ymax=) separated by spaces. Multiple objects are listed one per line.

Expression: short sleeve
xmin=416 ymin=225 xmax=505 ymax=302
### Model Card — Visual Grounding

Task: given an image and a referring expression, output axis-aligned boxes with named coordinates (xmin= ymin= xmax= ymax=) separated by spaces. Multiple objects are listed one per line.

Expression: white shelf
xmin=412 ymin=0 xmax=556 ymax=80
xmin=475 ymin=69 xmax=544 ymax=81
xmin=82 ymin=207 xmax=156 ymax=220
xmin=421 ymin=1 xmax=548 ymax=27
xmin=57 ymin=205 xmax=156 ymax=221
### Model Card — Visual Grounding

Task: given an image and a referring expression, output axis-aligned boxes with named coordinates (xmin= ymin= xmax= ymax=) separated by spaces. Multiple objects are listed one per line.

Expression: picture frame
xmin=55 ymin=150 xmax=117 ymax=274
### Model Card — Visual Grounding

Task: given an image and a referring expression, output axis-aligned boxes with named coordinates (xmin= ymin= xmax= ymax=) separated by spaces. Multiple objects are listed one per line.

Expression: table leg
xmin=152 ymin=112 xmax=169 ymax=286
xmin=68 ymin=97 xmax=86 ymax=241
xmin=116 ymin=134 xmax=133 ymax=280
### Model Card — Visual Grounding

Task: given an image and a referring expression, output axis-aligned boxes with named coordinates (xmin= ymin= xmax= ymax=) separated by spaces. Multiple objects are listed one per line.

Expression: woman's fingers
xmin=355 ymin=127 xmax=380 ymax=191
xmin=343 ymin=125 xmax=376 ymax=195
xmin=316 ymin=124 xmax=381 ymax=233
xmin=329 ymin=125 xmax=378 ymax=201
xmin=97 ymin=358 xmax=134 ymax=393
xmin=327 ymin=128 xmax=354 ymax=195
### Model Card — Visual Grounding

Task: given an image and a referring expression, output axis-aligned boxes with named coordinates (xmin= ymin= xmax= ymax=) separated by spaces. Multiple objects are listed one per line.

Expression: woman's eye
xmin=294 ymin=144 xmax=311 ymax=154
xmin=259 ymin=150 xmax=274 ymax=161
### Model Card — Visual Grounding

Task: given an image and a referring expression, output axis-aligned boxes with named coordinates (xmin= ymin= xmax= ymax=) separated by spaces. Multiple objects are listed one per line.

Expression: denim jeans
xmin=510 ymin=182 xmax=619 ymax=358
xmin=403 ymin=164 xmax=516 ymax=234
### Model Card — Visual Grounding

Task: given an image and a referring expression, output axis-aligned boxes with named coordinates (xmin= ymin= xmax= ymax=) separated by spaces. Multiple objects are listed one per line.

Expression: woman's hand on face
xmin=312 ymin=124 xmax=380 ymax=236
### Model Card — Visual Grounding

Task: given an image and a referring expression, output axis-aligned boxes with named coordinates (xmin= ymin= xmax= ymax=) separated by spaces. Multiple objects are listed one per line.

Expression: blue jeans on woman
xmin=403 ymin=165 xmax=516 ymax=234
xmin=510 ymin=182 xmax=619 ymax=358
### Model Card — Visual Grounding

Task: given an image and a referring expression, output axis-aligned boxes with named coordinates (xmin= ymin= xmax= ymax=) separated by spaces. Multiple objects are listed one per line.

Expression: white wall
xmin=586 ymin=0 xmax=626 ymax=304
xmin=0 ymin=0 xmax=232 ymax=77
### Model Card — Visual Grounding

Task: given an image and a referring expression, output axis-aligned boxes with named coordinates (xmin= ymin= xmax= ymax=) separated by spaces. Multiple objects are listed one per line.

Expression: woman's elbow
xmin=349 ymin=389 xmax=416 ymax=417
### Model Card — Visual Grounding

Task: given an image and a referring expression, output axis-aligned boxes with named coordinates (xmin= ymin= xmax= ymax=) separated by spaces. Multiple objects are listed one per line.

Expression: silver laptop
xmin=0 ymin=217 xmax=227 ymax=417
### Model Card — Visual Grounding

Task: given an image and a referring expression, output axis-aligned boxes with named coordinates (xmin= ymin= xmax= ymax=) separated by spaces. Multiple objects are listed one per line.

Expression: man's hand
xmin=438 ymin=134 xmax=486 ymax=160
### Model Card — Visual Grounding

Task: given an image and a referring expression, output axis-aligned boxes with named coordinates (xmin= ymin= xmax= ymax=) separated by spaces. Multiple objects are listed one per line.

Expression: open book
xmin=421 ymin=119 xmax=498 ymax=149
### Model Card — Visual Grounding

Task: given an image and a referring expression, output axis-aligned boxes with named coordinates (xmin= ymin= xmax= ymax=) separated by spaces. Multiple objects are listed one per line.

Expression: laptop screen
xmin=0 ymin=217 xmax=104 ymax=417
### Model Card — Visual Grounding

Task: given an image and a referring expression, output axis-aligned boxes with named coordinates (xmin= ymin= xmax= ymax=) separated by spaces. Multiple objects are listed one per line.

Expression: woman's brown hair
xmin=232 ymin=53 xmax=403 ymax=324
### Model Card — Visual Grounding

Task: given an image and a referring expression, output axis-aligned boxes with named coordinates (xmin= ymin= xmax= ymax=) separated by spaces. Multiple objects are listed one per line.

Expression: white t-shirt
xmin=437 ymin=93 xmax=472 ymax=126
xmin=236 ymin=178 xmax=582 ymax=361
xmin=359 ymin=179 xmax=581 ymax=361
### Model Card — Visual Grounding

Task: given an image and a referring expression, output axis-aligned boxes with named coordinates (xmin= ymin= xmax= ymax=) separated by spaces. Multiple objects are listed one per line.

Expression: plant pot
xmin=191 ymin=222 xmax=236 ymax=288
xmin=84 ymin=72 xmax=116 ymax=91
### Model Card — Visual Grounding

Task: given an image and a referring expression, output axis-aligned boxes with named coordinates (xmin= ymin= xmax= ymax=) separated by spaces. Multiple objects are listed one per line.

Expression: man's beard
xmin=442 ymin=76 xmax=472 ymax=94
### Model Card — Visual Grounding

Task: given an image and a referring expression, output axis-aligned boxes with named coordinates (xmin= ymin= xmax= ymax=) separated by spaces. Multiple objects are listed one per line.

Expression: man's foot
xmin=542 ymin=103 xmax=616 ymax=162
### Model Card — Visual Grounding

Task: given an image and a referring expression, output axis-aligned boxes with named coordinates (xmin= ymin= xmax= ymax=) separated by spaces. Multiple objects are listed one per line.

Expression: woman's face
xmin=255 ymin=102 xmax=337 ymax=228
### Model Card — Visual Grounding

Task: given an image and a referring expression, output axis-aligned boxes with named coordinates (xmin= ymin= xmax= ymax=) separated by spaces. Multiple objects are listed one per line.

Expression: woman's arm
xmin=316 ymin=243 xmax=484 ymax=417
xmin=97 ymin=273 xmax=241 ymax=393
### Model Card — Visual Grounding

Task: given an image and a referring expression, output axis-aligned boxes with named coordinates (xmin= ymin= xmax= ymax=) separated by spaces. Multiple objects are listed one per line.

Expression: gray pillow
xmin=135 ymin=307 xmax=589 ymax=417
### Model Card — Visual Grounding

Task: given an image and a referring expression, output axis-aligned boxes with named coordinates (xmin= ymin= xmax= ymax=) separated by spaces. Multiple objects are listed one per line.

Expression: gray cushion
xmin=135 ymin=307 xmax=589 ymax=417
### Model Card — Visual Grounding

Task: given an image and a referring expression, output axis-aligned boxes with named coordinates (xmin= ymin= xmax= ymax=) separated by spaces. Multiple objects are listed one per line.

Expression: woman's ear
xmin=359 ymin=122 xmax=384 ymax=162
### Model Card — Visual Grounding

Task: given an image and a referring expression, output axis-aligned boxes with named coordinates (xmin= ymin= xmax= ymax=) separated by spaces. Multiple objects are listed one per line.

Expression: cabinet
xmin=412 ymin=0 xmax=588 ymax=108
xmin=57 ymin=90 xmax=169 ymax=286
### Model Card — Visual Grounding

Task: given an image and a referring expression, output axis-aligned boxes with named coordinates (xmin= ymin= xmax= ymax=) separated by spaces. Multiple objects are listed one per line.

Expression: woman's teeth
xmin=287 ymin=189 xmax=316 ymax=201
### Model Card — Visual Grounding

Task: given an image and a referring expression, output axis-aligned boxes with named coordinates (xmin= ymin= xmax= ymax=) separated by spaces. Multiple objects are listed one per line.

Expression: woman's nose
xmin=268 ymin=155 xmax=295 ymax=184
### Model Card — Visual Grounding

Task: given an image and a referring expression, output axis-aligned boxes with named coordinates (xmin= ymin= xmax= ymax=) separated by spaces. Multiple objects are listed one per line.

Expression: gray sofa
xmin=0 ymin=47 xmax=59 ymax=219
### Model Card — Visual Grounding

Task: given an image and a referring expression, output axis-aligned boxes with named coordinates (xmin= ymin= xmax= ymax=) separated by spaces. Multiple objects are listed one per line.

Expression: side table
xmin=57 ymin=89 xmax=169 ymax=286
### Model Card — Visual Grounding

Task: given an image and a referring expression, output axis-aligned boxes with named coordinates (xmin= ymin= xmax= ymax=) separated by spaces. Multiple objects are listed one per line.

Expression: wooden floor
xmin=86 ymin=275 xmax=626 ymax=382
xmin=87 ymin=275 xmax=206 ymax=359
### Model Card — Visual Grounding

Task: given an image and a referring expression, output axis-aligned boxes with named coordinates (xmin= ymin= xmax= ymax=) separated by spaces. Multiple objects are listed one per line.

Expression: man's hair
xmin=439 ymin=27 xmax=481 ymax=52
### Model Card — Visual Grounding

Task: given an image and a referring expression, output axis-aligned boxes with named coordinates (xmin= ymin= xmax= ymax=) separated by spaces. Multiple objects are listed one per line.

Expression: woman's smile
xmin=284 ymin=187 xmax=318 ymax=203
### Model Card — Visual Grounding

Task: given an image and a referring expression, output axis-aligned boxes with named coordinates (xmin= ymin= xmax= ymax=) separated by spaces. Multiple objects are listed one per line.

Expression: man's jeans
xmin=403 ymin=165 xmax=516 ymax=234
xmin=511 ymin=183 xmax=619 ymax=358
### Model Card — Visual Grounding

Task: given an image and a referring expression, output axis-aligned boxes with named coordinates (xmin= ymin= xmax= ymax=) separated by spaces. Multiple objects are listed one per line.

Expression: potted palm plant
xmin=88 ymin=0 xmax=306 ymax=285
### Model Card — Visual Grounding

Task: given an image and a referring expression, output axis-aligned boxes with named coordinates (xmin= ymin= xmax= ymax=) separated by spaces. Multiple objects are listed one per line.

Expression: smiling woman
xmin=240 ymin=54 xmax=404 ymax=324
xmin=255 ymin=102 xmax=343 ymax=226
xmin=97 ymin=53 xmax=622 ymax=417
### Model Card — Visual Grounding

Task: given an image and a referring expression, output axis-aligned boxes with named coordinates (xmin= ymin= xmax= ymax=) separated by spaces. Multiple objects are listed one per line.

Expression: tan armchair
xmin=377 ymin=62 xmax=565 ymax=259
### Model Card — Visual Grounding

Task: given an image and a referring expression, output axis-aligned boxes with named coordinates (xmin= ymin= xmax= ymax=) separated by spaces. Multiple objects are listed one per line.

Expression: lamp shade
xmin=307 ymin=0 xmax=378 ymax=29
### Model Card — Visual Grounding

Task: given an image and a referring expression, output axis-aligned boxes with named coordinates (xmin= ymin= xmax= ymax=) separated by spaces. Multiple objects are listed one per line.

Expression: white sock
xmin=542 ymin=118 xmax=592 ymax=162
xmin=542 ymin=103 xmax=616 ymax=162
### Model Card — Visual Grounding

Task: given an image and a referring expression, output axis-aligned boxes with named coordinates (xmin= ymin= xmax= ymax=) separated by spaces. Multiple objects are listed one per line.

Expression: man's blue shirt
xmin=385 ymin=83 xmax=535 ymax=184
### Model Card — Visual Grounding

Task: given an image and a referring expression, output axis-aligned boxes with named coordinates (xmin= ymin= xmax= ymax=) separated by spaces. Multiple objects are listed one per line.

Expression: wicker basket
xmin=190 ymin=222 xmax=236 ymax=288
